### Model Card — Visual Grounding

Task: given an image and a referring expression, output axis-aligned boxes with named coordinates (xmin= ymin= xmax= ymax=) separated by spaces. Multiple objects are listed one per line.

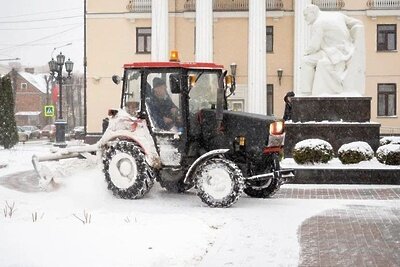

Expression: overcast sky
xmin=0 ymin=0 xmax=84 ymax=72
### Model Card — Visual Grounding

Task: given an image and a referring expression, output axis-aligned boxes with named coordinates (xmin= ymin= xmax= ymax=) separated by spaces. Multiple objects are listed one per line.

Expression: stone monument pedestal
xmin=284 ymin=97 xmax=380 ymax=157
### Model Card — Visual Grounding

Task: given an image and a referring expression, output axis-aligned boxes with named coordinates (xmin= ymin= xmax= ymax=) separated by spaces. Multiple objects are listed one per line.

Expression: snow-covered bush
xmin=380 ymin=136 xmax=400 ymax=146
xmin=338 ymin=141 xmax=374 ymax=164
xmin=293 ymin=139 xmax=334 ymax=164
xmin=376 ymin=144 xmax=400 ymax=165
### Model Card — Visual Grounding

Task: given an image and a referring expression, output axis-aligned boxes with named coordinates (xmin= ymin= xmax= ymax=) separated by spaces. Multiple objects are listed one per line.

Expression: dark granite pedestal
xmin=288 ymin=168 xmax=400 ymax=184
xmin=283 ymin=97 xmax=398 ymax=184
xmin=284 ymin=97 xmax=380 ymax=157
xmin=291 ymin=97 xmax=372 ymax=122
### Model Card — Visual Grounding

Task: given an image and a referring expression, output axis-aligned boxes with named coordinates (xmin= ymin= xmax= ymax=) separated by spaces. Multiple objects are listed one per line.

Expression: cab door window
xmin=145 ymin=72 xmax=181 ymax=132
xmin=124 ymin=70 xmax=141 ymax=116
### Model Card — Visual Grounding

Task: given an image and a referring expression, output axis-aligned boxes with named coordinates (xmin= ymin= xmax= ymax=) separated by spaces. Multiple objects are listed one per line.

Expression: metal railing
xmin=126 ymin=0 xmax=151 ymax=13
xmin=380 ymin=126 xmax=400 ymax=136
xmin=311 ymin=0 xmax=345 ymax=10
xmin=184 ymin=0 xmax=284 ymax=12
xmin=367 ymin=0 xmax=400 ymax=9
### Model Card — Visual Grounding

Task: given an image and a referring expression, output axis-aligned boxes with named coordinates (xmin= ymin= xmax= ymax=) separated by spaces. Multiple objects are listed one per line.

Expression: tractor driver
xmin=147 ymin=77 xmax=181 ymax=131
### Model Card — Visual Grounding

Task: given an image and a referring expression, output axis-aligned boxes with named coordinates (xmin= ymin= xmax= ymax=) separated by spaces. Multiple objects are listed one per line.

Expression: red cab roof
xmin=123 ymin=61 xmax=224 ymax=70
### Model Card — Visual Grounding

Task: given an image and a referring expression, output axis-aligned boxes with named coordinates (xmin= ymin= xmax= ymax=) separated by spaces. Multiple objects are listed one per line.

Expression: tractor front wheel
xmin=103 ymin=141 xmax=153 ymax=199
xmin=194 ymin=158 xmax=244 ymax=208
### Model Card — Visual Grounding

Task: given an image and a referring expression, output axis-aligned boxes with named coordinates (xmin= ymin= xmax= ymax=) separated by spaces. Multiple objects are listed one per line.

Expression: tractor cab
xmin=111 ymin=58 xmax=234 ymax=189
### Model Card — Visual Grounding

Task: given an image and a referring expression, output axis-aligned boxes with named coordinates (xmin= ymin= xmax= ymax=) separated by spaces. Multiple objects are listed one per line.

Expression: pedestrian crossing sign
xmin=44 ymin=105 xmax=55 ymax=117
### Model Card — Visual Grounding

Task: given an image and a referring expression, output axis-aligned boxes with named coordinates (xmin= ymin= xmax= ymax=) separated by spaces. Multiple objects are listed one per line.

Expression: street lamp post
xmin=48 ymin=52 xmax=73 ymax=147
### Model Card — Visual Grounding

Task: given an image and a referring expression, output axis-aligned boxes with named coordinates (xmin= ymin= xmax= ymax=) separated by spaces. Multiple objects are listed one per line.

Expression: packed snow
xmin=338 ymin=141 xmax=374 ymax=158
xmin=282 ymin=157 xmax=400 ymax=169
xmin=0 ymin=142 xmax=398 ymax=266
xmin=380 ymin=136 xmax=400 ymax=145
xmin=377 ymin=143 xmax=400 ymax=154
xmin=294 ymin=138 xmax=333 ymax=150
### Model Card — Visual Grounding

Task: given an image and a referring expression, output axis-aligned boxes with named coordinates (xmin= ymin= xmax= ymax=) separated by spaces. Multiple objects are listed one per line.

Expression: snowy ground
xmin=0 ymin=142 xmax=398 ymax=266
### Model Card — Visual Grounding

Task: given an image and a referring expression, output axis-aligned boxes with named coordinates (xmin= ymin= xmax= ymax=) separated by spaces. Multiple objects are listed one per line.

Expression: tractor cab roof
xmin=123 ymin=62 xmax=224 ymax=70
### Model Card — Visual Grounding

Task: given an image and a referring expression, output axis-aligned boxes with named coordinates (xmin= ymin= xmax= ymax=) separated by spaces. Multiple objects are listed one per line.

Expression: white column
xmin=195 ymin=0 xmax=213 ymax=62
xmin=151 ymin=0 xmax=168 ymax=61
xmin=294 ymin=0 xmax=311 ymax=94
xmin=247 ymin=0 xmax=266 ymax=115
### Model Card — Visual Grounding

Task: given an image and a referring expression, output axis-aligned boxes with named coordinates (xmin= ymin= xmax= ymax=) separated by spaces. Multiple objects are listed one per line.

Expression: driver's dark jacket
xmin=147 ymin=95 xmax=177 ymax=130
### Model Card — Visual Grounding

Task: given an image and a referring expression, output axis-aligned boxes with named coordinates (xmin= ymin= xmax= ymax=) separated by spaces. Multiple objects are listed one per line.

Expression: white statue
xmin=300 ymin=4 xmax=365 ymax=96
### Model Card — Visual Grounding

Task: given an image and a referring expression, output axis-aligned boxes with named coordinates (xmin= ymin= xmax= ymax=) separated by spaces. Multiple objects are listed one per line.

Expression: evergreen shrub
xmin=0 ymin=75 xmax=18 ymax=149
xmin=376 ymin=144 xmax=400 ymax=165
xmin=338 ymin=141 xmax=374 ymax=164
xmin=293 ymin=139 xmax=334 ymax=164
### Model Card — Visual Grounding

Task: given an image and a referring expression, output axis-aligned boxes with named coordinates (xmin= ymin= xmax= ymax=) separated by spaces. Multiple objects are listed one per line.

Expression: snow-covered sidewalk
xmin=1 ymin=143 xmax=399 ymax=266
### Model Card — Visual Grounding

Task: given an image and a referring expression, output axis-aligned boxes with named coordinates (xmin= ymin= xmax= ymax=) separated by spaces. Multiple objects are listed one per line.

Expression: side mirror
xmin=112 ymin=75 xmax=121 ymax=85
xmin=169 ymin=74 xmax=181 ymax=94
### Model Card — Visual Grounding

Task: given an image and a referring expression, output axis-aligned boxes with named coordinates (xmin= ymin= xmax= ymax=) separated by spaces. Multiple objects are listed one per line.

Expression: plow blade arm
xmin=32 ymin=144 xmax=100 ymax=188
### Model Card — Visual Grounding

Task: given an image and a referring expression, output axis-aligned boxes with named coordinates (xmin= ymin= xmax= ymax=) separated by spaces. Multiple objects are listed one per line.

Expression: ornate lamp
xmin=65 ymin=58 xmax=74 ymax=77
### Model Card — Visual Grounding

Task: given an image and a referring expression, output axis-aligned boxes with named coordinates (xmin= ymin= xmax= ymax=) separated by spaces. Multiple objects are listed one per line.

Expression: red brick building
xmin=13 ymin=69 xmax=52 ymax=127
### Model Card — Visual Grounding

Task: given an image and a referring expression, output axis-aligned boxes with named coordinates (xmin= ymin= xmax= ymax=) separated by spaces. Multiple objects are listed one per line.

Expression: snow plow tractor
xmin=33 ymin=54 xmax=294 ymax=207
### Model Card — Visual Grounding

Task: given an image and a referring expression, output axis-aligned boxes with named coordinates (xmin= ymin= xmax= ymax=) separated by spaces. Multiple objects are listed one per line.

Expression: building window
xmin=377 ymin=24 xmax=396 ymax=51
xmin=267 ymin=84 xmax=274 ymax=115
xmin=266 ymin=26 xmax=273 ymax=53
xmin=136 ymin=27 xmax=151 ymax=54
xmin=228 ymin=100 xmax=244 ymax=112
xmin=378 ymin=84 xmax=396 ymax=116
xmin=20 ymin=83 xmax=27 ymax=90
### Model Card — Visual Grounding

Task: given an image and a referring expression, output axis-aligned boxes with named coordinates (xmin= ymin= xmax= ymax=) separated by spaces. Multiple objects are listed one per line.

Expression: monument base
xmin=284 ymin=96 xmax=380 ymax=157
xmin=291 ymin=97 xmax=371 ymax=122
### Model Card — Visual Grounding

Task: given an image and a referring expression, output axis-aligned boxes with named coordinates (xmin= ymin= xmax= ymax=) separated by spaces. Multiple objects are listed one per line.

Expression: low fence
xmin=367 ymin=0 xmax=400 ymax=9
xmin=126 ymin=0 xmax=151 ymax=13
xmin=311 ymin=0 xmax=345 ymax=10
xmin=380 ymin=126 xmax=400 ymax=136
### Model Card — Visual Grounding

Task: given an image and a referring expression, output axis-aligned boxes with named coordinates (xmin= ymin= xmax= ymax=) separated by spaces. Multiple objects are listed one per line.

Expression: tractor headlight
xmin=233 ymin=136 xmax=246 ymax=152
xmin=225 ymin=75 xmax=233 ymax=87
xmin=269 ymin=121 xmax=284 ymax=135
xmin=188 ymin=74 xmax=196 ymax=88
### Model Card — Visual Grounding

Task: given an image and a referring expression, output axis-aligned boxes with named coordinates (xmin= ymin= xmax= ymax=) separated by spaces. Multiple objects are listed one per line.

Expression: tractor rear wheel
xmin=103 ymin=141 xmax=153 ymax=199
xmin=244 ymin=153 xmax=281 ymax=198
xmin=194 ymin=158 xmax=244 ymax=208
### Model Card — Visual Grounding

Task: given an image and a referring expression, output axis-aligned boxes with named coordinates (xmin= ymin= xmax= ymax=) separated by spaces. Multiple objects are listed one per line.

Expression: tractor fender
xmin=184 ymin=149 xmax=229 ymax=184
xmin=98 ymin=129 xmax=161 ymax=169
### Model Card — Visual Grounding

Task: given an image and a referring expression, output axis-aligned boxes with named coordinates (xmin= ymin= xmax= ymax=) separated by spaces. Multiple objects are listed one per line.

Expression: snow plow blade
xmin=246 ymin=169 xmax=295 ymax=182
xmin=32 ymin=144 xmax=99 ymax=189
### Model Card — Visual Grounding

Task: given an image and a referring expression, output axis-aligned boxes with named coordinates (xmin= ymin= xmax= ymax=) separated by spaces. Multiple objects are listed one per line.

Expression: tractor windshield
xmin=124 ymin=70 xmax=141 ymax=116
xmin=188 ymin=71 xmax=218 ymax=115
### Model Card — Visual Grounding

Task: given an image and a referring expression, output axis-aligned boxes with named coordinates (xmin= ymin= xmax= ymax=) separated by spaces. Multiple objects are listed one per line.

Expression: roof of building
xmin=19 ymin=72 xmax=48 ymax=94
xmin=15 ymin=111 xmax=41 ymax=116
xmin=0 ymin=64 xmax=11 ymax=76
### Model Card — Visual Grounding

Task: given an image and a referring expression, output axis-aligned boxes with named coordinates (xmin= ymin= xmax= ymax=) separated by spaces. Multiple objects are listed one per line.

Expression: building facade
xmin=86 ymin=0 xmax=400 ymax=134
xmin=13 ymin=69 xmax=50 ymax=127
